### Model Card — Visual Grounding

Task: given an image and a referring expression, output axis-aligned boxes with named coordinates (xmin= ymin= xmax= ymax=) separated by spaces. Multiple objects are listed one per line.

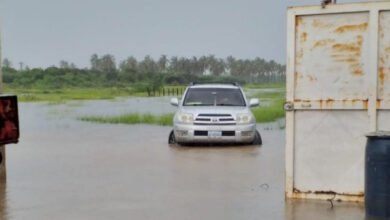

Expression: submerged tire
xmin=252 ymin=130 xmax=262 ymax=145
xmin=168 ymin=130 xmax=177 ymax=145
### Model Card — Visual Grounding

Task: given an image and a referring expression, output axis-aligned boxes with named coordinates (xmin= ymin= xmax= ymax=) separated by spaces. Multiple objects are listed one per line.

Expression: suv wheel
xmin=168 ymin=130 xmax=176 ymax=144
xmin=253 ymin=130 xmax=262 ymax=145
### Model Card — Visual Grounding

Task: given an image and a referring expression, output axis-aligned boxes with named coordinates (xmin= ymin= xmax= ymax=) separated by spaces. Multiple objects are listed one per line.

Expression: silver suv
xmin=169 ymin=83 xmax=261 ymax=145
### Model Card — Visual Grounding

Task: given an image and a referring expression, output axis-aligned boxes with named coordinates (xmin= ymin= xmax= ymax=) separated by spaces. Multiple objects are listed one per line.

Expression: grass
xmin=249 ymin=87 xmax=285 ymax=123
xmin=251 ymin=98 xmax=285 ymax=123
xmin=4 ymin=85 xmax=187 ymax=103
xmin=79 ymin=113 xmax=175 ymax=126
xmin=79 ymin=98 xmax=286 ymax=126
xmin=7 ymin=82 xmax=286 ymax=125
xmin=249 ymin=91 xmax=285 ymax=100
xmin=78 ymin=83 xmax=286 ymax=126
xmin=3 ymin=83 xmax=284 ymax=103
xmin=4 ymin=87 xmax=140 ymax=102
xmin=244 ymin=83 xmax=285 ymax=89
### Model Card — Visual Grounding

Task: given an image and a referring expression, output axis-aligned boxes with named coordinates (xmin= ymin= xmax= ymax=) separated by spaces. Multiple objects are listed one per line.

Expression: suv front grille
xmin=194 ymin=130 xmax=236 ymax=136
xmin=194 ymin=130 xmax=208 ymax=136
xmin=194 ymin=113 xmax=236 ymax=126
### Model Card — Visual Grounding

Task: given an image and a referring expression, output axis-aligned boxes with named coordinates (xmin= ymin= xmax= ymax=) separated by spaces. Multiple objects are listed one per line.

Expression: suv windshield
xmin=183 ymin=88 xmax=246 ymax=106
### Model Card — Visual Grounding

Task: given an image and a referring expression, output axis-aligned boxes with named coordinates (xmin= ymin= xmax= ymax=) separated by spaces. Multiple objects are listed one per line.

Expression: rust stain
xmin=332 ymin=43 xmax=360 ymax=53
xmin=380 ymin=58 xmax=385 ymax=65
xmin=294 ymin=188 xmax=364 ymax=196
xmin=313 ymin=190 xmax=337 ymax=195
xmin=377 ymin=100 xmax=381 ymax=109
xmin=301 ymin=32 xmax=308 ymax=42
xmin=312 ymin=39 xmax=335 ymax=49
xmin=292 ymin=188 xmax=364 ymax=202
xmin=325 ymin=99 xmax=334 ymax=107
xmin=363 ymin=99 xmax=368 ymax=110
xmin=295 ymin=72 xmax=304 ymax=80
xmin=318 ymin=99 xmax=334 ymax=108
xmin=315 ymin=99 xmax=369 ymax=109
xmin=379 ymin=67 xmax=386 ymax=83
xmin=351 ymin=63 xmax=364 ymax=76
xmin=307 ymin=75 xmax=317 ymax=82
xmin=296 ymin=17 xmax=303 ymax=27
xmin=334 ymin=23 xmax=368 ymax=33
xmin=354 ymin=51 xmax=361 ymax=57
xmin=385 ymin=47 xmax=390 ymax=53
xmin=296 ymin=48 xmax=304 ymax=60
xmin=352 ymin=68 xmax=363 ymax=76
xmin=334 ymin=58 xmax=358 ymax=63
xmin=356 ymin=35 xmax=364 ymax=46
xmin=312 ymin=19 xmax=333 ymax=28
xmin=331 ymin=54 xmax=360 ymax=58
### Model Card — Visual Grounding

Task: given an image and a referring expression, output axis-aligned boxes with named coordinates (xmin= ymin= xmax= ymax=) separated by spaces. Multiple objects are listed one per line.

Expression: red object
xmin=0 ymin=96 xmax=19 ymax=145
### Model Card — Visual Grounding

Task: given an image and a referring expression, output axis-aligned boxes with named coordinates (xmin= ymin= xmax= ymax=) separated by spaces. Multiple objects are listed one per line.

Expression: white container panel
xmin=295 ymin=13 xmax=370 ymax=101
xmin=378 ymin=11 xmax=390 ymax=105
xmin=294 ymin=111 xmax=368 ymax=193
xmin=286 ymin=2 xmax=390 ymax=201
xmin=378 ymin=111 xmax=390 ymax=130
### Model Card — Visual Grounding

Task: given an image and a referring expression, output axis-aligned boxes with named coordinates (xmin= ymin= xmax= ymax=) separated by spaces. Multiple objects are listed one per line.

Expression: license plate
xmin=208 ymin=131 xmax=222 ymax=137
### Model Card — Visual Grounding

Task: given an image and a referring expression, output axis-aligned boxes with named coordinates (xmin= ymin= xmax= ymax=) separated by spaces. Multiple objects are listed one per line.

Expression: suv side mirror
xmin=249 ymin=98 xmax=259 ymax=107
xmin=170 ymin=97 xmax=179 ymax=106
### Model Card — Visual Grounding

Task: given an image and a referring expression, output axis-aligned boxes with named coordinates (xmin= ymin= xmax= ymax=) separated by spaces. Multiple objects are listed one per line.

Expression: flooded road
xmin=1 ymin=99 xmax=365 ymax=220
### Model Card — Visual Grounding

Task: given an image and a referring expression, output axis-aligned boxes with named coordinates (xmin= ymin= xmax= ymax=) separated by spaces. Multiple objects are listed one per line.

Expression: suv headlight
xmin=175 ymin=112 xmax=194 ymax=124
xmin=236 ymin=113 xmax=253 ymax=124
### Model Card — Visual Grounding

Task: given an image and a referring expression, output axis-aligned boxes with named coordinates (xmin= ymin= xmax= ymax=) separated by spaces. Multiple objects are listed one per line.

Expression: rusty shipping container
xmin=285 ymin=2 xmax=390 ymax=202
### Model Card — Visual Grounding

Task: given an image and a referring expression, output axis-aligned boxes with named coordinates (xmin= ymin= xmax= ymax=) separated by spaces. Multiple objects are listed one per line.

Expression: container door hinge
xmin=284 ymin=102 xmax=294 ymax=111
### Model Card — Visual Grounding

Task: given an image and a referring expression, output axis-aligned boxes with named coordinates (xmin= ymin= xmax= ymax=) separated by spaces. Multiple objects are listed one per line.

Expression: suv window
xmin=183 ymin=88 xmax=246 ymax=106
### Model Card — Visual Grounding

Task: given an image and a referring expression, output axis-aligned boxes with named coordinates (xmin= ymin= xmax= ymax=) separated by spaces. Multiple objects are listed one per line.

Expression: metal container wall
xmin=365 ymin=133 xmax=390 ymax=218
xmin=286 ymin=2 xmax=390 ymax=201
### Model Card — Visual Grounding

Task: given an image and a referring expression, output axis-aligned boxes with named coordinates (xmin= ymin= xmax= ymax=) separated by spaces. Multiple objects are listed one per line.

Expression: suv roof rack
xmin=189 ymin=82 xmax=240 ymax=86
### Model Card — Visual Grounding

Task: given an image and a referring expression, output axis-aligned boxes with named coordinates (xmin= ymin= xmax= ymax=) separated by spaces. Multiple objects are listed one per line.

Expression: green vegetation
xmin=79 ymin=113 xmax=174 ymax=126
xmin=249 ymin=91 xmax=284 ymax=100
xmin=7 ymin=87 xmax=137 ymax=102
xmin=248 ymin=88 xmax=286 ymax=123
xmin=78 ymin=87 xmax=286 ymax=126
xmin=245 ymin=82 xmax=285 ymax=89
xmin=2 ymin=54 xmax=286 ymax=124
xmin=5 ymin=85 xmax=190 ymax=103
xmin=3 ymin=54 xmax=285 ymax=97
xmin=251 ymin=99 xmax=285 ymax=123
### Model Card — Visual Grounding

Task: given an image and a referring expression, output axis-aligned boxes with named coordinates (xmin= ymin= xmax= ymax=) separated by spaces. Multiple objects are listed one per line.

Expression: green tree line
xmin=2 ymin=54 xmax=285 ymax=90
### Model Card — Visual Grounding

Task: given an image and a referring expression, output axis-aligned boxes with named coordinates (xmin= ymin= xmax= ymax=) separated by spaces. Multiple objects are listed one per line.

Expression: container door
xmin=286 ymin=3 xmax=390 ymax=201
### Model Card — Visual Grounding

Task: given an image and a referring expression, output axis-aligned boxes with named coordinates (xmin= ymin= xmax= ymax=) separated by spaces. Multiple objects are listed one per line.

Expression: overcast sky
xmin=0 ymin=0 xmax=368 ymax=68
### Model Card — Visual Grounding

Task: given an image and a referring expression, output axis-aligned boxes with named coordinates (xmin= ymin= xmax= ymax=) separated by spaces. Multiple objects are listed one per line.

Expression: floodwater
xmin=0 ymin=98 xmax=365 ymax=220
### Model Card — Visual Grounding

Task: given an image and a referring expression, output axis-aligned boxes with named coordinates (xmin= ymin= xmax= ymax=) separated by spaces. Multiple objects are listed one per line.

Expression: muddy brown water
xmin=0 ymin=100 xmax=365 ymax=219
